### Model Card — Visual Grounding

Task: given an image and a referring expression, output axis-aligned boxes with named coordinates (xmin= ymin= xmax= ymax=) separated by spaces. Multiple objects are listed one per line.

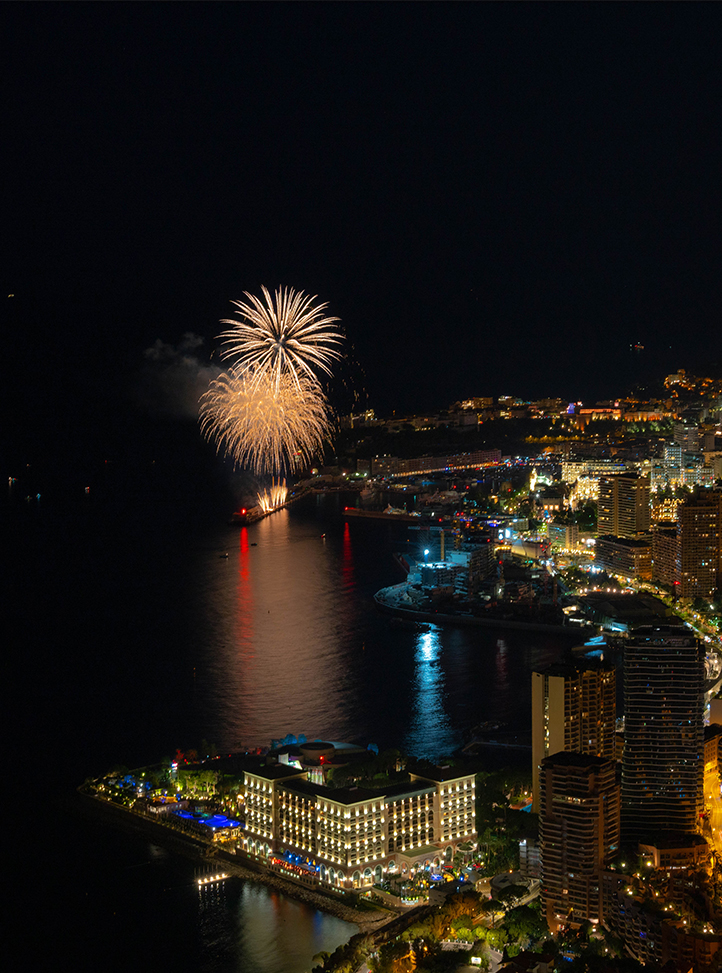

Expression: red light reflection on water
xmin=342 ymin=521 xmax=354 ymax=588
xmin=237 ymin=526 xmax=254 ymax=657
xmin=205 ymin=509 xmax=352 ymax=749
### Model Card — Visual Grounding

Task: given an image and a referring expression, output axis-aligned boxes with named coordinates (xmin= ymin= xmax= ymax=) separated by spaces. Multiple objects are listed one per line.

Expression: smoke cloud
xmin=135 ymin=332 xmax=221 ymax=418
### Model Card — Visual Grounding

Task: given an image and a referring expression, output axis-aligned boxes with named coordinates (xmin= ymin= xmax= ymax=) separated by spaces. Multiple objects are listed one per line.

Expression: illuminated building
xmin=244 ymin=765 xmax=305 ymax=853
xmin=242 ymin=765 xmax=476 ymax=890
xmin=539 ymin=752 xmax=619 ymax=931
xmin=603 ymin=872 xmax=720 ymax=970
xmin=560 ymin=459 xmax=628 ymax=485
xmin=674 ymin=423 xmax=700 ymax=452
xmin=569 ymin=475 xmax=600 ymax=506
xmin=638 ymin=833 xmax=709 ymax=871
xmin=621 ymin=626 xmax=704 ymax=844
xmin=650 ymin=443 xmax=715 ymax=493
xmin=597 ymin=473 xmax=650 ymax=538
xmin=531 ymin=661 xmax=616 ymax=813
xmin=677 ymin=491 xmax=722 ymax=599
xmin=650 ymin=494 xmax=685 ymax=523
xmin=651 ymin=525 xmax=678 ymax=590
xmin=651 ymin=491 xmax=722 ymax=599
xmin=595 ymin=535 xmax=651 ymax=580
xmin=547 ymin=522 xmax=582 ymax=552
xmin=704 ymin=724 xmax=722 ymax=780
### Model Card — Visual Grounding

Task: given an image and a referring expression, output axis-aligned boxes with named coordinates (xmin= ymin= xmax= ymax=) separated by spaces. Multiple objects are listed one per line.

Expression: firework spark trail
xmin=199 ymin=365 xmax=331 ymax=476
xmin=257 ymin=479 xmax=289 ymax=514
xmin=219 ymin=286 xmax=343 ymax=391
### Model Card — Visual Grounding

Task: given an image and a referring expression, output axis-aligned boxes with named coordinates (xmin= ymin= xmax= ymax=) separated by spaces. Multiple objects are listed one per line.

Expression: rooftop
xmin=542 ymin=751 xmax=614 ymax=768
xmin=244 ymin=764 xmax=307 ymax=782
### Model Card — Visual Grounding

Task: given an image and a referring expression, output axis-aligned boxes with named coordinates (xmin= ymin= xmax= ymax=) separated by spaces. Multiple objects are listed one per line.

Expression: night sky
xmin=4 ymin=4 xmax=722 ymax=469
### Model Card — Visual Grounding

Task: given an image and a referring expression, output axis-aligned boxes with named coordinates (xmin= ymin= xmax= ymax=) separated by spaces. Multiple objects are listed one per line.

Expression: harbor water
xmin=6 ymin=457 xmax=578 ymax=971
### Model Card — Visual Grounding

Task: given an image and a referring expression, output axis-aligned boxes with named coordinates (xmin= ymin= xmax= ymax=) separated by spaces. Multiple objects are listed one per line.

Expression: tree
xmin=502 ymin=903 xmax=548 ymax=948
xmin=369 ymin=940 xmax=415 ymax=973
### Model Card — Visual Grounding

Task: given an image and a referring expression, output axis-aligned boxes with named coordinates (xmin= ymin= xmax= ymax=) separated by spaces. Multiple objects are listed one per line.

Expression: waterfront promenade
xmin=76 ymin=786 xmax=393 ymax=935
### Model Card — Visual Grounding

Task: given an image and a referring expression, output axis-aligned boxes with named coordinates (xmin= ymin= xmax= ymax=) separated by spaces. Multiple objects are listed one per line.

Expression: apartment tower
xmin=597 ymin=473 xmax=650 ymax=538
xmin=531 ymin=661 xmax=616 ymax=812
xmin=622 ymin=625 xmax=704 ymax=843
xmin=539 ymin=752 xmax=620 ymax=932
xmin=677 ymin=490 xmax=722 ymax=599
xmin=651 ymin=490 xmax=722 ymax=599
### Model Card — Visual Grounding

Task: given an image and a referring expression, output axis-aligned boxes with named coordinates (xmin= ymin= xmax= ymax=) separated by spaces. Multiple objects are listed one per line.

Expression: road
xmin=706 ymin=770 xmax=722 ymax=858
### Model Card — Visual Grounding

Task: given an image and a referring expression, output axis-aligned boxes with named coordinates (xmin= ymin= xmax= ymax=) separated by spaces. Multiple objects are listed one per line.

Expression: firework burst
xmin=257 ymin=479 xmax=289 ymax=514
xmin=199 ymin=365 xmax=331 ymax=476
xmin=219 ymin=286 xmax=343 ymax=391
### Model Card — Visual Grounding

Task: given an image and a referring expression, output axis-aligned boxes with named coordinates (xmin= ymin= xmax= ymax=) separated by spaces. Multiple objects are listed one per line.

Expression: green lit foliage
xmin=369 ymin=940 xmax=416 ymax=973
xmin=312 ymin=933 xmax=372 ymax=973
xmin=176 ymin=769 xmax=219 ymax=797
xmin=501 ymin=902 xmax=548 ymax=949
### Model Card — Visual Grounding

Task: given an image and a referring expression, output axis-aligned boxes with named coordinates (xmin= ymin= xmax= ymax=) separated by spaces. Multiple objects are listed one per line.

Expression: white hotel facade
xmin=243 ymin=764 xmax=477 ymax=890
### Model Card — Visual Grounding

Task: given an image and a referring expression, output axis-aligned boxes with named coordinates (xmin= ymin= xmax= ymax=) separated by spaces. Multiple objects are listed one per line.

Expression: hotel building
xmin=242 ymin=764 xmax=477 ymax=890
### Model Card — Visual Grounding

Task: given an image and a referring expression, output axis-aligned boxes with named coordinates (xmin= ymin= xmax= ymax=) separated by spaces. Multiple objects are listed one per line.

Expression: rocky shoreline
xmin=73 ymin=789 xmax=393 ymax=934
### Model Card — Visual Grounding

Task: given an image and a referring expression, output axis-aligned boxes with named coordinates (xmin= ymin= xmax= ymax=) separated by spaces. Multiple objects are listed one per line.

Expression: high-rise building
xmin=622 ymin=625 xmax=704 ymax=843
xmin=651 ymin=490 xmax=722 ymax=599
xmin=678 ymin=490 xmax=722 ymax=599
xmin=597 ymin=473 xmax=650 ymax=538
xmin=651 ymin=525 xmax=678 ymax=589
xmin=531 ymin=661 xmax=616 ymax=812
xmin=539 ymin=752 xmax=620 ymax=931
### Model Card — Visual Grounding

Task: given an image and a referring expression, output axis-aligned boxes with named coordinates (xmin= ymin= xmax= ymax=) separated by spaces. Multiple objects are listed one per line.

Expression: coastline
xmin=374 ymin=586 xmax=582 ymax=634
xmin=73 ymin=788 xmax=393 ymax=935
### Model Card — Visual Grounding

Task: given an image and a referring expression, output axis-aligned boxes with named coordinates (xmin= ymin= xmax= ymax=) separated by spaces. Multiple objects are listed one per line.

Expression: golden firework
xmin=199 ymin=365 xmax=331 ymax=475
xmin=219 ymin=286 xmax=343 ymax=391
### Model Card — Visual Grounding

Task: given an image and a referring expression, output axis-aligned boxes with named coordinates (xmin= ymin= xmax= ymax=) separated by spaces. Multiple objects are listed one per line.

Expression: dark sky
xmin=3 ymin=3 xmax=722 ymax=466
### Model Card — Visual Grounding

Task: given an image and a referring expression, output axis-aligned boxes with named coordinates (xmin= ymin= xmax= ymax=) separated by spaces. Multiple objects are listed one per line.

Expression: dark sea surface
xmin=5 ymin=457 xmax=578 ymax=971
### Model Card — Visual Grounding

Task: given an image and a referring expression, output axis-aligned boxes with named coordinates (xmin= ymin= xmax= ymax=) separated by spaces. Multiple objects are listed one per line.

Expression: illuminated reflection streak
xmin=208 ymin=510 xmax=354 ymax=749
xmin=403 ymin=629 xmax=455 ymax=762
xmin=341 ymin=522 xmax=353 ymax=590
xmin=237 ymin=525 xmax=254 ymax=657
xmin=495 ymin=637 xmax=509 ymax=690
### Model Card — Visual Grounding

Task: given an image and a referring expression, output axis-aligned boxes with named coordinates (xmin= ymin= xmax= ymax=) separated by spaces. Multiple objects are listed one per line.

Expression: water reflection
xmin=234 ymin=884 xmax=355 ymax=973
xmin=191 ymin=496 xmax=578 ymax=758
xmin=403 ymin=627 xmax=456 ymax=761
xmin=198 ymin=508 xmax=360 ymax=750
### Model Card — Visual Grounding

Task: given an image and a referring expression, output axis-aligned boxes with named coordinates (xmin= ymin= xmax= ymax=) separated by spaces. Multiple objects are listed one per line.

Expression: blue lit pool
xmin=172 ymin=808 xmax=240 ymax=830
